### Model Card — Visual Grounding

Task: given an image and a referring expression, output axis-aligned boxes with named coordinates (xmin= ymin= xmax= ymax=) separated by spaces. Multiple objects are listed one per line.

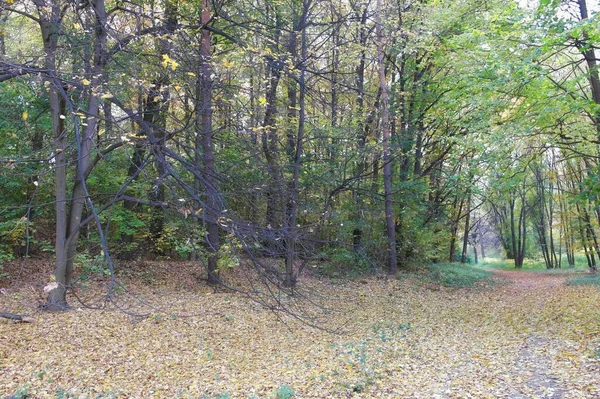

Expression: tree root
xmin=0 ymin=312 xmax=35 ymax=323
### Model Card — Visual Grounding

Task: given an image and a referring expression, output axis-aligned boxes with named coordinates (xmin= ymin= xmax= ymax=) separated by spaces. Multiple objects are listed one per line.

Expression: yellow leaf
xmin=161 ymin=54 xmax=171 ymax=68
xmin=22 ymin=111 xmax=28 ymax=121
xmin=81 ymin=78 xmax=91 ymax=86
xmin=161 ymin=54 xmax=178 ymax=71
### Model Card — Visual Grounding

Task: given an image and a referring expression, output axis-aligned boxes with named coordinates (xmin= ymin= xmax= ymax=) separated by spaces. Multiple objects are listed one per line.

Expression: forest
xmin=1 ymin=0 xmax=600 ymax=397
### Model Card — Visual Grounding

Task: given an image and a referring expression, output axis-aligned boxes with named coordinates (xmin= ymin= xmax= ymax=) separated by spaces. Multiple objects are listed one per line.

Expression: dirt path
xmin=492 ymin=269 xmax=575 ymax=290
xmin=482 ymin=270 xmax=590 ymax=399
xmin=425 ymin=269 xmax=599 ymax=399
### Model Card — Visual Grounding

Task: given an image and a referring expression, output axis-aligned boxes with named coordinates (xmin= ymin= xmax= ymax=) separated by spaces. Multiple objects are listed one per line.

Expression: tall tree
xmin=376 ymin=0 xmax=397 ymax=274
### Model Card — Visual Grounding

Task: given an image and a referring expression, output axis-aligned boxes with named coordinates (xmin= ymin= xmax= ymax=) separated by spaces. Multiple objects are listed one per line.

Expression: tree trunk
xmin=461 ymin=192 xmax=471 ymax=264
xmin=375 ymin=0 xmax=397 ymax=274
xmin=449 ymin=196 xmax=465 ymax=262
xmin=350 ymin=4 xmax=370 ymax=252
xmin=35 ymin=0 xmax=69 ymax=309
xmin=509 ymin=197 xmax=518 ymax=266
xmin=262 ymin=66 xmax=283 ymax=230
xmin=199 ymin=0 xmax=221 ymax=285
xmin=284 ymin=1 xmax=310 ymax=288
xmin=515 ymin=198 xmax=526 ymax=268
xmin=63 ymin=0 xmax=109 ymax=288
xmin=576 ymin=0 xmax=600 ymax=141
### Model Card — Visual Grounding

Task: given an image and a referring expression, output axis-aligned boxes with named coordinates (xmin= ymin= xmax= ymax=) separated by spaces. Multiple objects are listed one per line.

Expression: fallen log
xmin=0 ymin=312 xmax=35 ymax=323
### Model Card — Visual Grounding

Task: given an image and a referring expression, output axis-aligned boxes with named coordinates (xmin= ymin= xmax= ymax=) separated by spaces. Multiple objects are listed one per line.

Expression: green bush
xmin=318 ymin=247 xmax=373 ymax=278
xmin=567 ymin=274 xmax=600 ymax=287
xmin=275 ymin=384 xmax=295 ymax=399
xmin=422 ymin=263 xmax=493 ymax=288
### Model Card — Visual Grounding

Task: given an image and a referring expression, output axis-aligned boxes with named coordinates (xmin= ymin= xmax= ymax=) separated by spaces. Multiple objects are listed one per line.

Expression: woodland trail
xmin=471 ymin=269 xmax=589 ymax=399
xmin=411 ymin=268 xmax=600 ymax=399
xmin=2 ymin=263 xmax=600 ymax=398
xmin=491 ymin=269 xmax=578 ymax=291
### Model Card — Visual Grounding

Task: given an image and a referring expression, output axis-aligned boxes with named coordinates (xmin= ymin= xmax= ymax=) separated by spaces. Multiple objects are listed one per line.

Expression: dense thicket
xmin=0 ymin=0 xmax=598 ymax=309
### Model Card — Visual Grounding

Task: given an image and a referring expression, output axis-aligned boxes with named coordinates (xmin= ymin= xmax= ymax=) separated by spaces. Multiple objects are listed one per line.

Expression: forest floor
xmin=1 ymin=260 xmax=600 ymax=398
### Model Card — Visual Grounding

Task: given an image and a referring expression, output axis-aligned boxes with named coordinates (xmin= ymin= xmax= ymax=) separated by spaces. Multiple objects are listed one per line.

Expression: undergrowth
xmin=477 ymin=255 xmax=590 ymax=271
xmin=567 ymin=274 xmax=600 ymax=287
xmin=420 ymin=263 xmax=493 ymax=288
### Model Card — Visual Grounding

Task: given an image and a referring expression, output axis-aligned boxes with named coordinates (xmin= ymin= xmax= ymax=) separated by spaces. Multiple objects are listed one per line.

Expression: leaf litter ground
xmin=2 ymin=261 xmax=600 ymax=398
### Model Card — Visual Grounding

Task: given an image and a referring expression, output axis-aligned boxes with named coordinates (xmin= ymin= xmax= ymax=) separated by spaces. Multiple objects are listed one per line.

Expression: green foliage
xmin=0 ymin=265 xmax=9 ymax=280
xmin=372 ymin=321 xmax=411 ymax=343
xmin=567 ymin=274 xmax=600 ymax=287
xmin=8 ymin=383 xmax=31 ymax=399
xmin=107 ymin=208 xmax=145 ymax=239
xmin=317 ymin=247 xmax=373 ymax=278
xmin=75 ymin=252 xmax=111 ymax=280
xmin=153 ymin=222 xmax=190 ymax=258
xmin=578 ymin=166 xmax=600 ymax=205
xmin=0 ymin=248 xmax=15 ymax=270
xmin=421 ymin=263 xmax=493 ymax=288
xmin=0 ymin=216 xmax=29 ymax=254
xmin=275 ymin=385 xmax=295 ymax=399
xmin=217 ymin=235 xmax=242 ymax=272
xmin=96 ymin=207 xmax=147 ymax=257
xmin=478 ymin=256 xmax=590 ymax=271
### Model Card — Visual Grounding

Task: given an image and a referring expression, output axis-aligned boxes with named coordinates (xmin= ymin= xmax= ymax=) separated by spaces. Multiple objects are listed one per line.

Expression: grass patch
xmin=476 ymin=258 xmax=550 ymax=270
xmin=421 ymin=263 xmax=493 ymax=288
xmin=567 ymin=274 xmax=600 ymax=287
xmin=476 ymin=256 xmax=590 ymax=272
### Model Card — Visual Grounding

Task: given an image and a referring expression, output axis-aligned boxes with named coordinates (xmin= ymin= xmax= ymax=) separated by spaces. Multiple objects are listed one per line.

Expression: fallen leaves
xmin=1 ymin=266 xmax=600 ymax=398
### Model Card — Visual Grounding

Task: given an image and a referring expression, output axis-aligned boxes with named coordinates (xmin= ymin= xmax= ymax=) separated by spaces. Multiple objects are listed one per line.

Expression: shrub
xmin=275 ymin=385 xmax=295 ymax=399
xmin=422 ymin=263 xmax=493 ymax=288
xmin=318 ymin=247 xmax=373 ymax=278
xmin=567 ymin=274 xmax=600 ymax=287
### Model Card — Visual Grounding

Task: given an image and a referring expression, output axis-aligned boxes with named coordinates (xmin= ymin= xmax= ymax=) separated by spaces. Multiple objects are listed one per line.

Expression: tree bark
xmin=262 ymin=65 xmax=283 ymax=229
xmin=0 ymin=312 xmax=35 ymax=323
xmin=199 ymin=0 xmax=221 ymax=285
xmin=284 ymin=1 xmax=310 ymax=288
xmin=350 ymin=4 xmax=370 ymax=252
xmin=449 ymin=196 xmax=464 ymax=262
xmin=64 ymin=0 xmax=109 ymax=288
xmin=375 ymin=0 xmax=397 ymax=274
xmin=34 ymin=0 xmax=69 ymax=309
xmin=576 ymin=0 xmax=600 ymax=139
xmin=461 ymin=192 xmax=471 ymax=264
